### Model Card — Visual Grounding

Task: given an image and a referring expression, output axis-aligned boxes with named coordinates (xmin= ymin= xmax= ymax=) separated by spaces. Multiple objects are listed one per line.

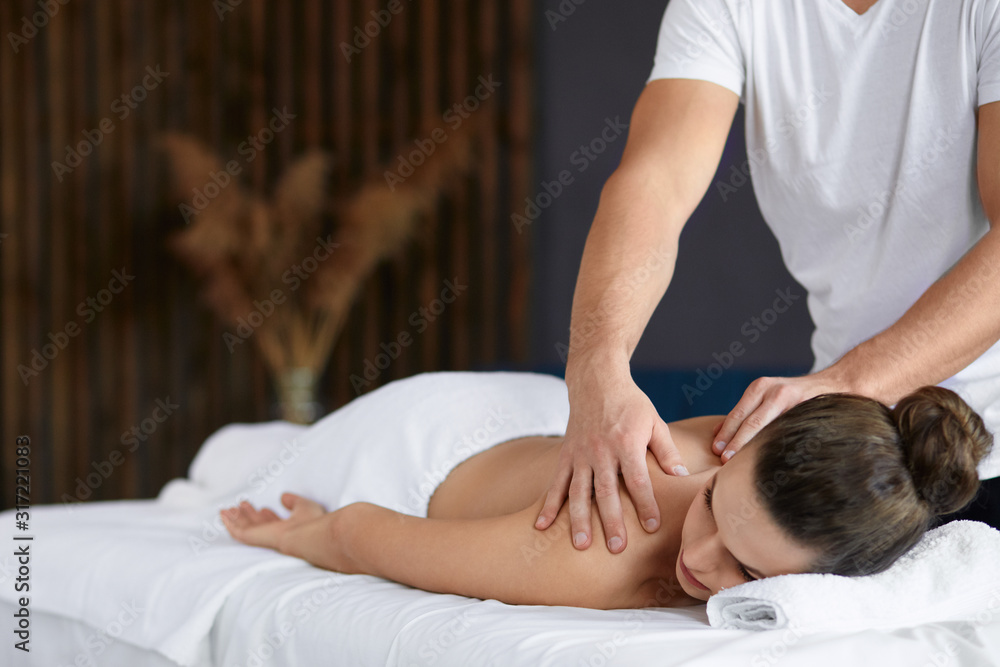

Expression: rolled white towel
xmin=706 ymin=520 xmax=1000 ymax=632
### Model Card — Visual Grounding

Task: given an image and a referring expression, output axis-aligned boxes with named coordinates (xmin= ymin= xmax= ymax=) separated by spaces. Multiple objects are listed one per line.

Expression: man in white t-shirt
xmin=533 ymin=0 xmax=1000 ymax=552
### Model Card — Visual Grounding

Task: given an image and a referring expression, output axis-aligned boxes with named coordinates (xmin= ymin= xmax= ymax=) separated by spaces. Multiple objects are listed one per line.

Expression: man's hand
xmin=711 ymin=368 xmax=852 ymax=461
xmin=534 ymin=363 xmax=689 ymax=554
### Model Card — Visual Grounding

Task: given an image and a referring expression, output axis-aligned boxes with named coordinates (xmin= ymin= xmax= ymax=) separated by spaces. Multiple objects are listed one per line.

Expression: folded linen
xmin=706 ymin=520 xmax=1000 ymax=632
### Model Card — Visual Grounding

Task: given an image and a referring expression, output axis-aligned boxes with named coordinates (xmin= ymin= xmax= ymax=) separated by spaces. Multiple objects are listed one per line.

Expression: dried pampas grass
xmin=159 ymin=119 xmax=479 ymax=421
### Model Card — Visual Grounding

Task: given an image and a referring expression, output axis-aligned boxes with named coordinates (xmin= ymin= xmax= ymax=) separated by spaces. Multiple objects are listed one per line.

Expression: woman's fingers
xmin=221 ymin=501 xmax=276 ymax=530
xmin=281 ymin=492 xmax=327 ymax=518
xmin=220 ymin=502 xmax=284 ymax=550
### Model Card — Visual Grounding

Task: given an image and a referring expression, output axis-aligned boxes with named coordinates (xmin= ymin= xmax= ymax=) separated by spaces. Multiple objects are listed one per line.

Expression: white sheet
xmin=6 ymin=570 xmax=999 ymax=667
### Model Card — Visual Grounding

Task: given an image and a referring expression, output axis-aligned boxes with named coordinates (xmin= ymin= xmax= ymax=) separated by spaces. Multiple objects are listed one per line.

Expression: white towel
xmin=706 ymin=520 xmax=1000 ymax=632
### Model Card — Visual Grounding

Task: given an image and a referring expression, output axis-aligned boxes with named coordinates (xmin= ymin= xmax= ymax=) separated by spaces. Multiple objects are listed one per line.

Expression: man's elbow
xmin=599 ymin=165 xmax=690 ymax=239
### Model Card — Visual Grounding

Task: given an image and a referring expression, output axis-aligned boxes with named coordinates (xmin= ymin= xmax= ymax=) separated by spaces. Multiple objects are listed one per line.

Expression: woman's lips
xmin=679 ymin=550 xmax=710 ymax=591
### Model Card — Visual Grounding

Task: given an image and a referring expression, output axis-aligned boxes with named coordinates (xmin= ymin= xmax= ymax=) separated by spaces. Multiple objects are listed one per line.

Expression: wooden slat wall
xmin=0 ymin=0 xmax=535 ymax=510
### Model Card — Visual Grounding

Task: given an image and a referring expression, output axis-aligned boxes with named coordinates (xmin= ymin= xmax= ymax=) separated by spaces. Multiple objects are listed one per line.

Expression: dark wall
xmin=0 ymin=0 xmax=537 ymax=508
xmin=529 ymin=0 xmax=815 ymax=374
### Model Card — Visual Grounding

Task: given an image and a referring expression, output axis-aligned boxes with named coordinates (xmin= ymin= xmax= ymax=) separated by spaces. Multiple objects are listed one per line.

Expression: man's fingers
xmin=568 ymin=466 xmax=595 ymax=550
xmin=619 ymin=452 xmax=661 ymax=534
xmin=722 ymin=399 xmax=783 ymax=461
xmin=593 ymin=467 xmax=627 ymax=553
xmin=648 ymin=419 xmax=688 ymax=478
xmin=535 ymin=461 xmax=573 ymax=530
xmin=713 ymin=381 xmax=768 ymax=454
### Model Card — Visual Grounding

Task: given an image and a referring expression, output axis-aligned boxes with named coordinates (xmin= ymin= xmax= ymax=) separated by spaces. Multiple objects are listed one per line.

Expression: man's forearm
xmin=562 ymin=79 xmax=740 ymax=386
xmin=832 ymin=227 xmax=1000 ymax=404
xmin=565 ymin=170 xmax=684 ymax=380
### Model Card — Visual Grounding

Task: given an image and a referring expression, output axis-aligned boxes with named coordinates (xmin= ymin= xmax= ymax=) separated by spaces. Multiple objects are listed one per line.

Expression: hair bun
xmin=891 ymin=386 xmax=994 ymax=515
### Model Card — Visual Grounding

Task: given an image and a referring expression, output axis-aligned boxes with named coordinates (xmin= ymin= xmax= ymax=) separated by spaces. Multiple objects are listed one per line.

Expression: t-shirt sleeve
xmin=645 ymin=0 xmax=746 ymax=99
xmin=977 ymin=0 xmax=1000 ymax=105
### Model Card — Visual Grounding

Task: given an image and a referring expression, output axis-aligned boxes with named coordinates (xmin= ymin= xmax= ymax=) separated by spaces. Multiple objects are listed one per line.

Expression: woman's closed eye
xmin=703 ymin=485 xmax=758 ymax=584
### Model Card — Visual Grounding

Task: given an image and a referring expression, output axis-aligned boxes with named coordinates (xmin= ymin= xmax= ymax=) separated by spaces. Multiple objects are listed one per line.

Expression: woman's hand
xmin=220 ymin=492 xmax=327 ymax=552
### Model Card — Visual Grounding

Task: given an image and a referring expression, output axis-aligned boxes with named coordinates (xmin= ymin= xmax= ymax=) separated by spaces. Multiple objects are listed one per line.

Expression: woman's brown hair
xmin=752 ymin=386 xmax=994 ymax=576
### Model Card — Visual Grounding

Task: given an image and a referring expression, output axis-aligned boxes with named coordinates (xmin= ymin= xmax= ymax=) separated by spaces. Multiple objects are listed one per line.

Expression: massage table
xmin=3 ymin=372 xmax=998 ymax=666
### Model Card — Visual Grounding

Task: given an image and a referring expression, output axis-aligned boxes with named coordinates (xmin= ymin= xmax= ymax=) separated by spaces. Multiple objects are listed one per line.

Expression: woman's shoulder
xmin=662 ymin=415 xmax=725 ymax=475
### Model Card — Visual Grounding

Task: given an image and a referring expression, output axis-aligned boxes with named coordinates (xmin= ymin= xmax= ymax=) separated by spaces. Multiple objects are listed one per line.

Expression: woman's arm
xmin=274 ymin=494 xmax=659 ymax=610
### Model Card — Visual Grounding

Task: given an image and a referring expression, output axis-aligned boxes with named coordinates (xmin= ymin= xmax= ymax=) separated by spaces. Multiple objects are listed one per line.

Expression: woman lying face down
xmin=221 ymin=385 xmax=992 ymax=609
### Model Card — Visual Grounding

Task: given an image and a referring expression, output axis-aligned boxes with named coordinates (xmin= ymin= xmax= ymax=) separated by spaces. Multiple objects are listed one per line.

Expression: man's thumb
xmin=648 ymin=420 xmax=689 ymax=477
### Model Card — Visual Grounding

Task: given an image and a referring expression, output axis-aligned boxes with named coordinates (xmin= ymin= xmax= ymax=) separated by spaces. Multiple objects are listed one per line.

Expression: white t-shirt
xmin=648 ymin=0 xmax=1000 ymax=479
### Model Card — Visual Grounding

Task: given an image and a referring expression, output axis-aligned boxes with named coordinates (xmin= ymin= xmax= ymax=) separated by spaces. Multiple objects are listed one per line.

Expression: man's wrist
xmin=565 ymin=345 xmax=631 ymax=384
xmin=822 ymin=345 xmax=889 ymax=403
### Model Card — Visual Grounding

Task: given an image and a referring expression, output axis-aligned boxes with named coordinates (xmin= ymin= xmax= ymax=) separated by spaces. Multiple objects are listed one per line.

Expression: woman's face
xmin=676 ymin=445 xmax=818 ymax=601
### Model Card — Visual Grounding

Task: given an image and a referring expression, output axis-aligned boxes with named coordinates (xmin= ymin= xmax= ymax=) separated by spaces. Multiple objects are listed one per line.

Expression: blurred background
xmin=0 ymin=0 xmax=812 ymax=509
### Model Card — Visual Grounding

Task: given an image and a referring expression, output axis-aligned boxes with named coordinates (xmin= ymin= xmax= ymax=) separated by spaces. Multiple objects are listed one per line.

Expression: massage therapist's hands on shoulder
xmin=708 ymin=370 xmax=853 ymax=463
xmin=533 ymin=78 xmax=742 ymax=553
xmin=535 ymin=353 xmax=686 ymax=553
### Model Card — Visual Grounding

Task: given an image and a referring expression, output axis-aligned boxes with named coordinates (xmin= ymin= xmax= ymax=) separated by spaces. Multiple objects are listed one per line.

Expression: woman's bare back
xmin=425 ymin=415 xmax=725 ymax=608
xmin=428 ymin=415 xmax=725 ymax=520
